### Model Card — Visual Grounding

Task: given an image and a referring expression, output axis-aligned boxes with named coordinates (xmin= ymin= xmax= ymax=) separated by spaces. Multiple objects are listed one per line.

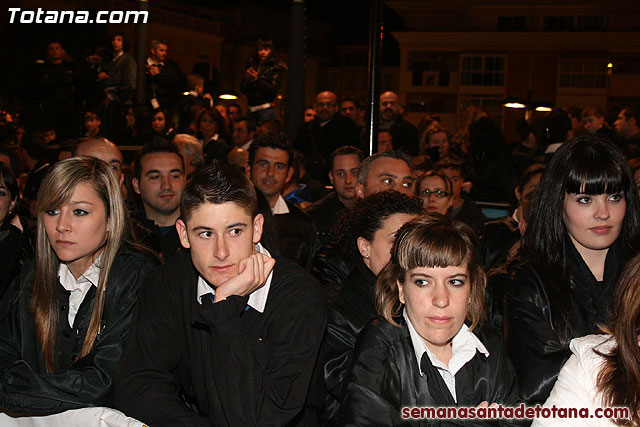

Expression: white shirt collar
xmin=240 ymin=139 xmax=254 ymax=151
xmin=58 ymin=254 xmax=102 ymax=291
xmin=113 ymin=51 xmax=124 ymax=61
xmin=147 ymin=57 xmax=164 ymax=67
xmin=403 ymin=308 xmax=489 ymax=377
xmin=511 ymin=207 xmax=520 ymax=224
xmin=271 ymin=195 xmax=289 ymax=215
xmin=196 ymin=243 xmax=273 ymax=313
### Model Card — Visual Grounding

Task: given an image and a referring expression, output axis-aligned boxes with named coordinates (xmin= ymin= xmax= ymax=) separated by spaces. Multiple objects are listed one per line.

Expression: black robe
xmin=323 ymin=261 xmax=377 ymax=424
xmin=0 ymin=246 xmax=157 ymax=414
xmin=114 ymin=250 xmax=327 ymax=427
xmin=340 ymin=318 xmax=522 ymax=426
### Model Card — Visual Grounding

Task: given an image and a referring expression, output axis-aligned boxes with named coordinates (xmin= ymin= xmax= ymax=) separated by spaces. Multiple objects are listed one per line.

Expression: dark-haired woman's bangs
xmin=565 ymin=155 xmax=627 ymax=195
xmin=398 ymin=227 xmax=469 ymax=271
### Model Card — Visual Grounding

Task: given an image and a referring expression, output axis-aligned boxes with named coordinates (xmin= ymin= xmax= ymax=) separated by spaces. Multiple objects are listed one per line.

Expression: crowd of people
xmin=2 ymin=31 xmax=640 ymax=427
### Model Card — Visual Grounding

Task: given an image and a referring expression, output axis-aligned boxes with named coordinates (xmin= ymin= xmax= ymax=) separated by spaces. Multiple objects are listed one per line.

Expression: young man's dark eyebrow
xmin=226 ymin=222 xmax=248 ymax=229
xmin=191 ymin=225 xmax=214 ymax=232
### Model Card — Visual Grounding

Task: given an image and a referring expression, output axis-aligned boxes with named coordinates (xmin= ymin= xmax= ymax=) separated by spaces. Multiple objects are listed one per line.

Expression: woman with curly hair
xmin=322 ymin=190 xmax=423 ymax=424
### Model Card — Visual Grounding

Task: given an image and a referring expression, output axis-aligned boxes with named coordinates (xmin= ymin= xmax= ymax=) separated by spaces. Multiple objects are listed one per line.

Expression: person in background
xmin=173 ymin=133 xmax=204 ymax=179
xmin=240 ymin=38 xmax=285 ymax=125
xmin=306 ymin=146 xmax=364 ymax=246
xmin=227 ymin=103 xmax=242 ymax=123
xmin=304 ymin=107 xmax=316 ymax=123
xmin=0 ymin=157 xmax=156 ymax=414
xmin=480 ymin=163 xmax=545 ymax=269
xmin=504 ymin=135 xmax=640 ymax=405
xmin=423 ymin=124 xmax=450 ymax=163
xmin=416 ymin=170 xmax=454 ymax=215
xmin=435 ymin=158 xmax=487 ymax=236
xmin=377 ymin=128 xmax=393 ymax=153
xmin=197 ymin=106 xmax=231 ymax=164
xmin=144 ymin=38 xmax=185 ymax=117
xmin=98 ymin=32 xmax=136 ymax=139
xmin=581 ymin=105 xmax=615 ymax=142
xmin=379 ymin=91 xmax=419 ymax=156
xmin=151 ymin=107 xmax=176 ymax=140
xmin=0 ymin=166 xmax=26 ymax=298
xmin=83 ymin=110 xmax=102 ymax=138
xmin=322 ymin=191 xmax=422 ymax=423
xmin=249 ymin=132 xmax=317 ymax=270
xmin=131 ymin=139 xmax=186 ymax=260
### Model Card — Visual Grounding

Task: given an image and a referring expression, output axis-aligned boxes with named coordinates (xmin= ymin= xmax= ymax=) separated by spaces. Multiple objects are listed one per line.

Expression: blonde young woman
xmin=0 ymin=157 xmax=157 ymax=414
xmin=340 ymin=215 xmax=521 ymax=426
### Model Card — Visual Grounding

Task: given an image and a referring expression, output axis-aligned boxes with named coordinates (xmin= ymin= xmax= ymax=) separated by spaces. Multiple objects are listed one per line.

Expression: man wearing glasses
xmin=294 ymin=91 xmax=360 ymax=183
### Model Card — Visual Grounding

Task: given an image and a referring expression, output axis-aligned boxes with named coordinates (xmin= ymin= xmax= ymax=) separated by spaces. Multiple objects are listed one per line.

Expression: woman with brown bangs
xmin=0 ymin=157 xmax=157 ymax=414
xmin=339 ymin=214 xmax=521 ymax=426
xmin=504 ymin=135 xmax=640 ymax=406
xmin=532 ymin=252 xmax=640 ymax=426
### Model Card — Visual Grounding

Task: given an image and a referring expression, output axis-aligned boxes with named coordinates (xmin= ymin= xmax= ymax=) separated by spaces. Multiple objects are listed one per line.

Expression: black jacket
xmin=0 ymin=222 xmax=28 ymax=299
xmin=145 ymin=59 xmax=185 ymax=111
xmin=273 ymin=200 xmax=318 ymax=271
xmin=323 ymin=261 xmax=376 ymax=424
xmin=388 ymin=116 xmax=419 ymax=157
xmin=340 ymin=318 xmax=522 ymax=426
xmin=114 ymin=250 xmax=327 ymax=427
xmin=305 ymin=192 xmax=346 ymax=248
xmin=240 ymin=56 xmax=285 ymax=106
xmin=311 ymin=240 xmax=353 ymax=298
xmin=295 ymin=115 xmax=361 ymax=182
xmin=479 ymin=216 xmax=520 ymax=269
xmin=503 ymin=243 xmax=622 ymax=405
xmin=0 ymin=246 xmax=156 ymax=414
xmin=453 ymin=199 xmax=487 ymax=238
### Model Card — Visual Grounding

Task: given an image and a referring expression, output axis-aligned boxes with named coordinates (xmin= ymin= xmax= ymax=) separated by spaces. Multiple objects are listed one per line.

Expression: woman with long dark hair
xmin=533 ymin=252 xmax=640 ymax=426
xmin=0 ymin=157 xmax=157 ymax=414
xmin=504 ymin=134 xmax=640 ymax=405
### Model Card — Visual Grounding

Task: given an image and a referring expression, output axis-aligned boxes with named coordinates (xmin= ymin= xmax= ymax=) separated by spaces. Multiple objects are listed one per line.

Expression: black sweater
xmin=114 ymin=250 xmax=327 ymax=427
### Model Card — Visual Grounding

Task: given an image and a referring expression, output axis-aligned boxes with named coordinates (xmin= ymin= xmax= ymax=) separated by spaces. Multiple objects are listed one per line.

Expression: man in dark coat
xmin=249 ymin=132 xmax=318 ymax=270
xmin=115 ymin=162 xmax=326 ymax=427
xmin=380 ymin=91 xmax=419 ymax=156
xmin=294 ymin=91 xmax=361 ymax=182
xmin=145 ymin=39 xmax=186 ymax=116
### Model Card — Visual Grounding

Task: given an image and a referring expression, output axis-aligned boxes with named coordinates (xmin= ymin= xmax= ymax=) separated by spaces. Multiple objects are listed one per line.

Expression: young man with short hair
xmin=306 ymin=146 xmax=363 ymax=245
xmin=249 ymin=132 xmax=317 ymax=270
xmin=132 ymin=138 xmax=186 ymax=259
xmin=115 ymin=162 xmax=326 ymax=427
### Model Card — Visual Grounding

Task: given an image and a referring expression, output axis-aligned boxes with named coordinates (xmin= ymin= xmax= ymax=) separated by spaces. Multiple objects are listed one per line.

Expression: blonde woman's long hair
xmin=32 ymin=156 xmax=130 ymax=372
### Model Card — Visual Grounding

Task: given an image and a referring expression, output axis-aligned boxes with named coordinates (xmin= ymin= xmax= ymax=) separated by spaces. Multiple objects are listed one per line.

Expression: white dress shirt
xmin=404 ymin=309 xmax=489 ymax=402
xmin=58 ymin=255 xmax=102 ymax=328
